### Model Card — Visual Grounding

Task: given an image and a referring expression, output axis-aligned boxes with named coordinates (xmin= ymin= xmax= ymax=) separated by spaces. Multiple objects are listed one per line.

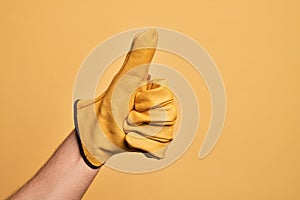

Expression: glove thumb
xmin=104 ymin=29 xmax=158 ymax=128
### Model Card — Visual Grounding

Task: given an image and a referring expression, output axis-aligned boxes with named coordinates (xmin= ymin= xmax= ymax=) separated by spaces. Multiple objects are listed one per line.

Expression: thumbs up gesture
xmin=74 ymin=29 xmax=177 ymax=168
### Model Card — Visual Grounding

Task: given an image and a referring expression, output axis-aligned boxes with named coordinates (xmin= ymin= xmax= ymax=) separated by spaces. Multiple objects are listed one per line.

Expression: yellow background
xmin=1 ymin=0 xmax=300 ymax=199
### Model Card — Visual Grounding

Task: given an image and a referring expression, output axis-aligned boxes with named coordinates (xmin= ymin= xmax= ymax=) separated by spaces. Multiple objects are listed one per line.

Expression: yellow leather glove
xmin=74 ymin=29 xmax=177 ymax=169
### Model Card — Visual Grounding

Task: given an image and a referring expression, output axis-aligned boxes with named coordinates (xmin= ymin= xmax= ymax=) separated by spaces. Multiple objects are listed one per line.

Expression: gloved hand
xmin=74 ymin=29 xmax=177 ymax=169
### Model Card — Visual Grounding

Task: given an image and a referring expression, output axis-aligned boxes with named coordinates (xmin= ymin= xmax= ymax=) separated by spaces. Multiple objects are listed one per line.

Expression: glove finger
xmin=125 ymin=132 xmax=171 ymax=159
xmin=127 ymin=105 xmax=177 ymax=126
xmin=134 ymin=83 xmax=175 ymax=112
xmin=123 ymin=120 xmax=174 ymax=142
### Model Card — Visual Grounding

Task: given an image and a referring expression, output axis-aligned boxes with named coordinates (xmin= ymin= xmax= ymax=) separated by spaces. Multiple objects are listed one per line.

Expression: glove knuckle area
xmin=134 ymin=84 xmax=175 ymax=111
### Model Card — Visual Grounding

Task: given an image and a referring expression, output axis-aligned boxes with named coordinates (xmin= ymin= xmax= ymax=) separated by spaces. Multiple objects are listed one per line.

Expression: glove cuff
xmin=74 ymin=129 xmax=103 ymax=169
xmin=74 ymin=99 xmax=112 ymax=169
xmin=74 ymin=99 xmax=104 ymax=168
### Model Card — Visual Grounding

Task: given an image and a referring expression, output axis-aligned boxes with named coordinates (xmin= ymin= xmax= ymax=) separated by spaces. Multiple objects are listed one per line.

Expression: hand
xmin=74 ymin=29 xmax=177 ymax=168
